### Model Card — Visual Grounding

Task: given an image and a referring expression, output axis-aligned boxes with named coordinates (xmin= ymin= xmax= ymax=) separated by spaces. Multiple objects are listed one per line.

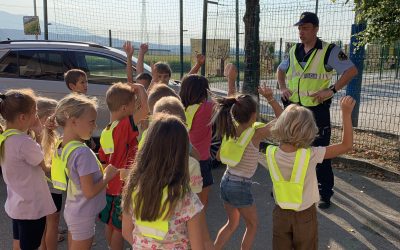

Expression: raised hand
xmin=258 ymin=84 xmax=274 ymax=101
xmin=139 ymin=43 xmax=149 ymax=54
xmin=224 ymin=63 xmax=238 ymax=82
xmin=340 ymin=96 xmax=356 ymax=115
xmin=123 ymin=41 xmax=134 ymax=58
xmin=196 ymin=53 xmax=206 ymax=65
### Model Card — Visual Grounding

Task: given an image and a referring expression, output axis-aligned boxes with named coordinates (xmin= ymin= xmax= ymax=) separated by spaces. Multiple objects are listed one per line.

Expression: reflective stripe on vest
xmin=100 ymin=120 xmax=120 ymax=154
xmin=133 ymin=186 xmax=169 ymax=240
xmin=220 ymin=122 xmax=266 ymax=167
xmin=286 ymin=42 xmax=333 ymax=107
xmin=266 ymin=145 xmax=311 ymax=211
xmin=185 ymin=104 xmax=200 ymax=131
xmin=0 ymin=129 xmax=22 ymax=147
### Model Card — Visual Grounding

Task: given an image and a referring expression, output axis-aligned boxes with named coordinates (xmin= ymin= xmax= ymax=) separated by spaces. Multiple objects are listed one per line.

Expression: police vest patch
xmin=338 ymin=51 xmax=348 ymax=61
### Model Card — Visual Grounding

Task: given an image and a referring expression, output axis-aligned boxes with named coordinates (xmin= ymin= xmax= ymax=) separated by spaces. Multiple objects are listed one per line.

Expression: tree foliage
xmin=350 ymin=0 xmax=400 ymax=46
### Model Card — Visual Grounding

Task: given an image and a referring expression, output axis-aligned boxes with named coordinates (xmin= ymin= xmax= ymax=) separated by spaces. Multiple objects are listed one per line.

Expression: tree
xmin=242 ymin=0 xmax=260 ymax=96
xmin=345 ymin=0 xmax=400 ymax=47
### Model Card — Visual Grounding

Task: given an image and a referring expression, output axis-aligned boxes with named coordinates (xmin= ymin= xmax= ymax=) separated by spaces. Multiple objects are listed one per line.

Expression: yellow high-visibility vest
xmin=220 ymin=122 xmax=266 ymax=167
xmin=185 ymin=104 xmax=200 ymax=131
xmin=99 ymin=120 xmax=120 ymax=154
xmin=133 ymin=186 xmax=169 ymax=240
xmin=266 ymin=145 xmax=311 ymax=211
xmin=138 ymin=128 xmax=148 ymax=150
xmin=0 ymin=129 xmax=22 ymax=148
xmin=286 ymin=42 xmax=333 ymax=107
xmin=51 ymin=140 xmax=103 ymax=191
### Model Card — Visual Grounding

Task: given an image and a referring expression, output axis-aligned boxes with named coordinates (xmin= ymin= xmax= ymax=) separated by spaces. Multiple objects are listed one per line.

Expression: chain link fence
xmin=44 ymin=0 xmax=399 ymax=166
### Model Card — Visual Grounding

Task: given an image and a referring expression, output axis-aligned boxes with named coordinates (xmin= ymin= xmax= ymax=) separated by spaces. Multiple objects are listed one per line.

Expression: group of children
xmin=0 ymin=41 xmax=355 ymax=250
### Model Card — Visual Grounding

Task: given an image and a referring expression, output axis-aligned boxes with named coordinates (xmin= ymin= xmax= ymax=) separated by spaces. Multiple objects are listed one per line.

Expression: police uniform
xmin=278 ymin=15 xmax=354 ymax=205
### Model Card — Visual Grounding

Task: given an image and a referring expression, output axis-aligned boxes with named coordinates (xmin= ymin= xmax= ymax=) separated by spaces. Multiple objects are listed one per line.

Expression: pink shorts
xmin=64 ymin=212 xmax=97 ymax=241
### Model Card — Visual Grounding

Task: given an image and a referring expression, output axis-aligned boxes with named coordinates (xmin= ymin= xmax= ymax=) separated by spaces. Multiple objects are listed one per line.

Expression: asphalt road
xmin=1 ymin=158 xmax=400 ymax=249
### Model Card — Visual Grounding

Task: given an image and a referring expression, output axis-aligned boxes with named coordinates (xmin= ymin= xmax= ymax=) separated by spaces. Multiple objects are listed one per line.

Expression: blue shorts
xmin=200 ymin=158 xmax=214 ymax=188
xmin=220 ymin=174 xmax=254 ymax=208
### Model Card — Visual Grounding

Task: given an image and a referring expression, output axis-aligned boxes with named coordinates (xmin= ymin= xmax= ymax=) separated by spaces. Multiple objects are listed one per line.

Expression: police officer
xmin=276 ymin=12 xmax=358 ymax=209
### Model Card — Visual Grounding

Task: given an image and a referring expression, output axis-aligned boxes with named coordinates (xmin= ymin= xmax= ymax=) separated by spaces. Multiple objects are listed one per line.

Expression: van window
xmin=0 ymin=51 xmax=18 ymax=77
xmin=74 ymin=52 xmax=127 ymax=84
xmin=18 ymin=50 xmax=66 ymax=81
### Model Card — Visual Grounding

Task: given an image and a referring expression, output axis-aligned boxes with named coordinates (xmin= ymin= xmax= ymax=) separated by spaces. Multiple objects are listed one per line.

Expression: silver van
xmin=0 ymin=40 xmax=179 ymax=139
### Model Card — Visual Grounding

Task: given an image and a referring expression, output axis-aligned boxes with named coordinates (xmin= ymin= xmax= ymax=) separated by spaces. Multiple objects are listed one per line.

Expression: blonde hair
xmin=271 ymin=104 xmax=318 ymax=148
xmin=43 ymin=93 xmax=97 ymax=161
xmin=106 ymin=82 xmax=135 ymax=112
xmin=153 ymin=96 xmax=186 ymax=122
xmin=37 ymin=97 xmax=58 ymax=120
xmin=37 ymin=97 xmax=58 ymax=164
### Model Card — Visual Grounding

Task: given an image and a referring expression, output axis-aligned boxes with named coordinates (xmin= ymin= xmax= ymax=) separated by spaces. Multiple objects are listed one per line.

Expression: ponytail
xmin=212 ymin=94 xmax=258 ymax=139
xmin=212 ymin=96 xmax=237 ymax=139
xmin=42 ymin=119 xmax=59 ymax=165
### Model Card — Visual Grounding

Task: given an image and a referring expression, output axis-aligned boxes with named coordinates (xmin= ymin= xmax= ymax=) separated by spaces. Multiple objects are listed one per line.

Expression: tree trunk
xmin=243 ymin=0 xmax=260 ymax=96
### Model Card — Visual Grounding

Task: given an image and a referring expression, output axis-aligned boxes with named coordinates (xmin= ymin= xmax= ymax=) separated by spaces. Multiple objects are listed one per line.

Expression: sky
xmin=0 ymin=0 xmax=355 ymax=47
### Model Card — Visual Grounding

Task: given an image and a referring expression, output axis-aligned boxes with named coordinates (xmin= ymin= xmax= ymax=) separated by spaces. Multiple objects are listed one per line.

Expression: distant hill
xmin=0 ymin=10 xmax=244 ymax=55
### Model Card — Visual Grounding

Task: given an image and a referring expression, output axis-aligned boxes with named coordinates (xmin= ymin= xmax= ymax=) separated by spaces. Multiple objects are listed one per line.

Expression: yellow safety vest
xmin=0 ymin=129 xmax=22 ymax=148
xmin=266 ymin=145 xmax=311 ymax=211
xmin=138 ymin=128 xmax=148 ymax=150
xmin=220 ymin=122 xmax=266 ymax=167
xmin=100 ymin=120 xmax=120 ymax=154
xmin=286 ymin=42 xmax=333 ymax=107
xmin=185 ymin=104 xmax=200 ymax=131
xmin=133 ymin=186 xmax=169 ymax=240
xmin=51 ymin=140 xmax=103 ymax=191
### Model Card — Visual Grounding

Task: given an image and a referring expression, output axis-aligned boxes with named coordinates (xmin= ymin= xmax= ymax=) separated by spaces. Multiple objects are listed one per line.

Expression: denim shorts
xmin=220 ymin=174 xmax=254 ymax=208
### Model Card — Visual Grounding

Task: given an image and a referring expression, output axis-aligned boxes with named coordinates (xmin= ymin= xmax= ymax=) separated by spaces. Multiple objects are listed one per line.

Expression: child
xmin=145 ymin=84 xmax=201 ymax=160
xmin=265 ymin=96 xmax=355 ymax=250
xmin=44 ymin=94 xmax=118 ymax=250
xmin=211 ymin=85 xmax=281 ymax=250
xmin=179 ymin=74 xmax=214 ymax=206
xmin=121 ymin=114 xmax=204 ymax=249
xmin=0 ymin=89 xmax=56 ymax=250
xmin=153 ymin=96 xmax=203 ymax=193
xmin=64 ymin=69 xmax=88 ymax=95
xmin=98 ymin=82 xmax=148 ymax=250
xmin=136 ymin=72 xmax=152 ymax=90
xmin=33 ymin=97 xmax=66 ymax=250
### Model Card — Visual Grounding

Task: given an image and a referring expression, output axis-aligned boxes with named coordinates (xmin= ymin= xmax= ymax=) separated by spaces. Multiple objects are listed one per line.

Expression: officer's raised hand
xmin=309 ymin=88 xmax=334 ymax=103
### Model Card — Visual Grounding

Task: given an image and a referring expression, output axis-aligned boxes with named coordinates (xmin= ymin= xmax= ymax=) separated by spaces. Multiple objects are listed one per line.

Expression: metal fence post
xmin=43 ymin=0 xmax=48 ymax=40
xmin=180 ymin=0 xmax=184 ymax=79
xmin=236 ymin=0 xmax=240 ymax=90
xmin=108 ymin=30 xmax=112 ymax=47
xmin=201 ymin=0 xmax=208 ymax=76
xmin=347 ymin=23 xmax=366 ymax=127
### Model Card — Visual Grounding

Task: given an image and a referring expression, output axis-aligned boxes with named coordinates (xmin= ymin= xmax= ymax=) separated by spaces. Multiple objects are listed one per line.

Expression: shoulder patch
xmin=338 ymin=51 xmax=348 ymax=61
